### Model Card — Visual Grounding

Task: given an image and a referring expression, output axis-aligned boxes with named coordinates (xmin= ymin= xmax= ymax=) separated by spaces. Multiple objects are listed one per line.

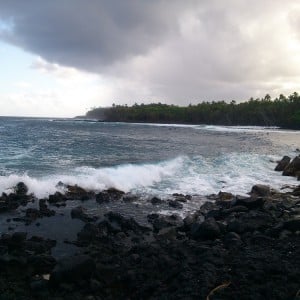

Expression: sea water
xmin=0 ymin=117 xmax=298 ymax=199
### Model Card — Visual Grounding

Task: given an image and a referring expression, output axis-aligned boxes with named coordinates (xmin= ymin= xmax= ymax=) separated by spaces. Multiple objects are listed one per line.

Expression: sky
xmin=0 ymin=0 xmax=300 ymax=117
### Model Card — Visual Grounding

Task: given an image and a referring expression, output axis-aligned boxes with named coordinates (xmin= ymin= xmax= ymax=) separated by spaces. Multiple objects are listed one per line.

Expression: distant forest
xmin=85 ymin=92 xmax=300 ymax=129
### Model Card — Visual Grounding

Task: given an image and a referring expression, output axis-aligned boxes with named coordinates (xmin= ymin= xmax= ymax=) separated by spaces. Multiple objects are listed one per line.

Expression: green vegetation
xmin=86 ymin=92 xmax=300 ymax=129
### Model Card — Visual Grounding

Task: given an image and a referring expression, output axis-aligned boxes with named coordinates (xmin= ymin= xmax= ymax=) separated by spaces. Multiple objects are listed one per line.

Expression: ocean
xmin=0 ymin=116 xmax=298 ymax=200
xmin=1 ymin=116 xmax=299 ymax=256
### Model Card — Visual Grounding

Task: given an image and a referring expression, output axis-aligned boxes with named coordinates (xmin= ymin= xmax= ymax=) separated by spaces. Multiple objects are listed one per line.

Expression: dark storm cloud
xmin=0 ymin=0 xmax=299 ymax=103
xmin=0 ymin=0 xmax=187 ymax=71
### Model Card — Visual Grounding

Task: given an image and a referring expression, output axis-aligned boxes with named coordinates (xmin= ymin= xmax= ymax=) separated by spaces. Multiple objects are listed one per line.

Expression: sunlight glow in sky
xmin=0 ymin=1 xmax=300 ymax=117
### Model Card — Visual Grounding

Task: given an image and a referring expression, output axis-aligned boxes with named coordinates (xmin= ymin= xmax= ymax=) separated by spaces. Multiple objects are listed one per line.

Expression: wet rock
xmin=123 ymin=194 xmax=139 ymax=202
xmin=39 ymin=199 xmax=55 ymax=217
xmin=283 ymin=155 xmax=300 ymax=177
xmin=291 ymin=185 xmax=300 ymax=196
xmin=0 ymin=186 xmax=33 ymax=212
xmin=71 ymin=206 xmax=93 ymax=222
xmin=172 ymin=194 xmax=190 ymax=202
xmin=0 ymin=196 xmax=9 ymax=212
xmin=50 ymin=255 xmax=95 ymax=285
xmin=15 ymin=182 xmax=28 ymax=196
xmin=218 ymin=191 xmax=235 ymax=201
xmin=48 ymin=192 xmax=66 ymax=204
xmin=275 ymin=156 xmax=291 ymax=171
xmin=198 ymin=201 xmax=217 ymax=214
xmin=168 ymin=200 xmax=183 ymax=209
xmin=148 ymin=214 xmax=183 ymax=232
xmin=96 ymin=188 xmax=124 ymax=204
xmin=105 ymin=211 xmax=150 ymax=234
xmin=183 ymin=213 xmax=203 ymax=231
xmin=150 ymin=196 xmax=163 ymax=205
xmin=26 ymin=208 xmax=41 ymax=220
xmin=65 ymin=185 xmax=93 ymax=200
xmin=77 ymin=223 xmax=102 ymax=244
xmin=39 ymin=199 xmax=47 ymax=210
xmin=191 ymin=218 xmax=221 ymax=240
xmin=250 ymin=184 xmax=270 ymax=198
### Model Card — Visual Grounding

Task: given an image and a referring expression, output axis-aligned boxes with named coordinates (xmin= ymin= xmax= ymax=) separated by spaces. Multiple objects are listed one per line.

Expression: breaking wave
xmin=0 ymin=154 xmax=297 ymax=199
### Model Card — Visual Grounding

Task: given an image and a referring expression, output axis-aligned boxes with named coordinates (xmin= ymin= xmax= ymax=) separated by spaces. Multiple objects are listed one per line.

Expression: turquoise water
xmin=0 ymin=117 xmax=298 ymax=198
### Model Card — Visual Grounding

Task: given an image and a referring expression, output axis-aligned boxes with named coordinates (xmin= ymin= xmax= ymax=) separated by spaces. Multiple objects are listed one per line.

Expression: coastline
xmin=0 ymin=163 xmax=299 ymax=299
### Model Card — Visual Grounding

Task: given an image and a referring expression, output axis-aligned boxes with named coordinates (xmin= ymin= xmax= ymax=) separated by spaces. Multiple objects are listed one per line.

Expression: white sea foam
xmin=0 ymin=154 xmax=297 ymax=198
xmin=0 ymin=157 xmax=183 ymax=198
xmin=129 ymin=122 xmax=300 ymax=134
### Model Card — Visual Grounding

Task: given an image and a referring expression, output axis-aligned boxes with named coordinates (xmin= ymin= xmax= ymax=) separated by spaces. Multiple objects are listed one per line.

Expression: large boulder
xmin=15 ymin=182 xmax=28 ymax=195
xmin=250 ymin=184 xmax=270 ymax=198
xmin=275 ymin=156 xmax=291 ymax=171
xmin=283 ymin=155 xmax=300 ymax=177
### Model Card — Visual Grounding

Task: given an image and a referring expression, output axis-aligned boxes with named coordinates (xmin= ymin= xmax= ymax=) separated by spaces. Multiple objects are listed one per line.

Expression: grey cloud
xmin=0 ymin=0 xmax=299 ymax=104
xmin=104 ymin=0 xmax=300 ymax=103
xmin=0 ymin=0 xmax=189 ymax=71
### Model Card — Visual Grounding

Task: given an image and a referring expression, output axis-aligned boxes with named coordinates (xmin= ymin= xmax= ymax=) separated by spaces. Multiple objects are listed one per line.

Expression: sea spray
xmin=0 ymin=154 xmax=297 ymax=199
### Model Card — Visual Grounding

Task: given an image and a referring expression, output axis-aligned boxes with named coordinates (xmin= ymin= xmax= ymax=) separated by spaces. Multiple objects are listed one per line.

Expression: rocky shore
xmin=0 ymin=157 xmax=300 ymax=299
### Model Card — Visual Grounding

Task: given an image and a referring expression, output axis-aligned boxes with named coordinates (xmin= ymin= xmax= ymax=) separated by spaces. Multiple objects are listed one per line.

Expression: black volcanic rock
xmin=275 ymin=155 xmax=291 ymax=171
xmin=96 ymin=188 xmax=124 ymax=204
xmin=15 ymin=182 xmax=28 ymax=196
xmin=50 ymin=255 xmax=95 ymax=285
xmin=191 ymin=218 xmax=221 ymax=240
xmin=150 ymin=196 xmax=163 ymax=205
xmin=168 ymin=200 xmax=183 ymax=209
xmin=65 ymin=184 xmax=94 ymax=200
xmin=234 ymin=196 xmax=265 ymax=209
xmin=0 ymin=184 xmax=300 ymax=299
xmin=283 ymin=155 xmax=300 ymax=177
xmin=250 ymin=184 xmax=270 ymax=198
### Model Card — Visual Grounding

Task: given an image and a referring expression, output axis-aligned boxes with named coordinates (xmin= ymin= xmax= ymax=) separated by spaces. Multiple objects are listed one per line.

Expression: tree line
xmin=85 ymin=92 xmax=300 ymax=129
